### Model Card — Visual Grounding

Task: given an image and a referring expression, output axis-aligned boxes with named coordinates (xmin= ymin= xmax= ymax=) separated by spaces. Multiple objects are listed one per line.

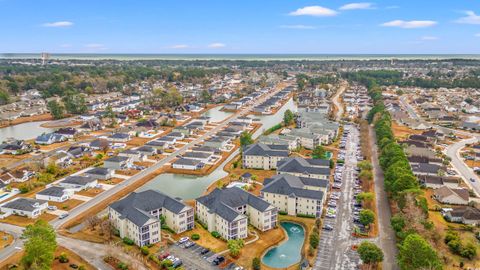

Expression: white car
xmin=178 ymin=237 xmax=189 ymax=244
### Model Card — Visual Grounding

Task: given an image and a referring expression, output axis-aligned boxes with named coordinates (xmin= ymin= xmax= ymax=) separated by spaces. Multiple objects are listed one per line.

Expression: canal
xmin=0 ymin=121 xmax=54 ymax=142
xmin=139 ymin=97 xmax=297 ymax=199
xmin=201 ymin=106 xmax=233 ymax=123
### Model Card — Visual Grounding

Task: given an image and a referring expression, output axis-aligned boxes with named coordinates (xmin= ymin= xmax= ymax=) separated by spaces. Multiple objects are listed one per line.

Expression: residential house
xmin=58 ymin=176 xmax=98 ymax=191
xmin=171 ymin=158 xmax=204 ymax=170
xmin=89 ymin=139 xmax=110 ymax=151
xmin=196 ymin=187 xmax=277 ymax=240
xmin=0 ymin=198 xmax=48 ymax=218
xmin=103 ymin=156 xmax=133 ymax=170
xmin=445 ymin=207 xmax=480 ymax=225
xmin=108 ymin=133 xmax=131 ymax=143
xmin=434 ymin=186 xmax=469 ymax=205
xmin=35 ymin=133 xmax=67 ymax=145
xmin=35 ymin=186 xmax=73 ymax=202
xmin=55 ymin=128 xmax=78 ymax=139
xmin=84 ymin=167 xmax=114 ymax=180
xmin=418 ymin=175 xmax=460 ymax=189
xmin=182 ymin=152 xmax=213 ymax=163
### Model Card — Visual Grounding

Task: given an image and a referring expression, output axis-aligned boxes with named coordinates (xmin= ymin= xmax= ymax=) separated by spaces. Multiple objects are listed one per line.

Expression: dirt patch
xmin=392 ymin=121 xmax=421 ymax=139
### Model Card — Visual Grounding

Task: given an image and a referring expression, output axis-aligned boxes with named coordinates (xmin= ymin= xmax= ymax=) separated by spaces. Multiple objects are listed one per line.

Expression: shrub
xmin=309 ymin=233 xmax=319 ymax=249
xmin=211 ymin=231 xmax=221 ymax=238
xmin=252 ymin=257 xmax=261 ymax=270
xmin=140 ymin=246 xmax=149 ymax=256
xmin=58 ymin=252 xmax=69 ymax=263
xmin=117 ymin=262 xmax=129 ymax=270
xmin=278 ymin=211 xmax=287 ymax=215
xmin=296 ymin=213 xmax=315 ymax=219
xmin=191 ymin=234 xmax=200 ymax=241
xmin=122 ymin=237 xmax=134 ymax=245
xmin=78 ymin=266 xmax=86 ymax=270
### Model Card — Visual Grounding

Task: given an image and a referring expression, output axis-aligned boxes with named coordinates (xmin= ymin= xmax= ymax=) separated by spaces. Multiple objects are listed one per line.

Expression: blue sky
xmin=1 ymin=0 xmax=480 ymax=54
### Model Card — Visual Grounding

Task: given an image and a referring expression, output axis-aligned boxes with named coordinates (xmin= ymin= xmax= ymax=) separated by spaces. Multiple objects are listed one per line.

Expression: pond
xmin=262 ymin=222 xmax=305 ymax=268
xmin=137 ymin=149 xmax=237 ymax=199
xmin=202 ymin=106 xmax=233 ymax=123
xmin=0 ymin=121 xmax=54 ymax=142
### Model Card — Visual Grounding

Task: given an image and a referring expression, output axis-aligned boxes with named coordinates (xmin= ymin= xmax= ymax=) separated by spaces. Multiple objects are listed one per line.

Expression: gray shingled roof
xmin=84 ymin=167 xmax=112 ymax=176
xmin=262 ymin=174 xmax=327 ymax=200
xmin=277 ymin=157 xmax=330 ymax=176
xmin=173 ymin=158 xmax=204 ymax=166
xmin=61 ymin=175 xmax=96 ymax=186
xmin=196 ymin=187 xmax=272 ymax=222
xmin=2 ymin=197 xmax=47 ymax=212
xmin=243 ymin=143 xmax=289 ymax=157
xmin=110 ymin=190 xmax=190 ymax=227
xmin=37 ymin=186 xmax=67 ymax=197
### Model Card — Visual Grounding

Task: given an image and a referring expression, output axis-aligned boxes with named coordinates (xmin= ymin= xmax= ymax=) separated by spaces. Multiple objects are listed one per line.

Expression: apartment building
xmin=277 ymin=157 xmax=330 ymax=180
xmin=109 ymin=190 xmax=194 ymax=246
xmin=261 ymin=174 xmax=328 ymax=217
xmin=195 ymin=187 xmax=277 ymax=240
xmin=242 ymin=143 xmax=289 ymax=170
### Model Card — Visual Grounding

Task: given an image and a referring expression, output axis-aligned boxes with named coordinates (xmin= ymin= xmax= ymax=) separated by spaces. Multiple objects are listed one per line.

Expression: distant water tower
xmin=41 ymin=52 xmax=50 ymax=65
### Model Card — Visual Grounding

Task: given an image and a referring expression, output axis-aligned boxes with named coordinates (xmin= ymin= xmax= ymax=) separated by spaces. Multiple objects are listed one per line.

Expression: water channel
xmin=0 ymin=121 xmax=54 ymax=142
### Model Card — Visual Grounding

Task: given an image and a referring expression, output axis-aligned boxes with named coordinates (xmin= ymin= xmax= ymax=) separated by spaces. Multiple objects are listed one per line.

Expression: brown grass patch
xmin=0 ymin=213 xmax=57 ymax=227
xmin=49 ymin=199 xmax=84 ymax=211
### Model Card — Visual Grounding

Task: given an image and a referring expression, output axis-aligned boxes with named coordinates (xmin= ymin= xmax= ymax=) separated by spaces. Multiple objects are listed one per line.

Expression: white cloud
xmin=289 ymin=6 xmax=338 ymax=17
xmin=280 ymin=25 xmax=316 ymax=29
xmin=475 ymin=33 xmax=480 ymax=37
xmin=208 ymin=43 xmax=226 ymax=48
xmin=421 ymin=36 xmax=438 ymax=41
xmin=171 ymin=44 xmax=189 ymax=49
xmin=339 ymin=3 xmax=374 ymax=10
xmin=42 ymin=21 xmax=73 ymax=28
xmin=381 ymin=20 xmax=437 ymax=29
xmin=456 ymin=11 xmax=480 ymax=24
xmin=84 ymin=43 xmax=107 ymax=50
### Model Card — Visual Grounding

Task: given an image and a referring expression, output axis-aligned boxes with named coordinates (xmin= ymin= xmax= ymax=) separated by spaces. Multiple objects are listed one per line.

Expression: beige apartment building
xmin=261 ymin=174 xmax=328 ymax=217
xmin=277 ymin=157 xmax=330 ymax=180
xmin=196 ymin=187 xmax=277 ymax=240
xmin=242 ymin=143 xmax=289 ymax=170
xmin=109 ymin=190 xmax=194 ymax=246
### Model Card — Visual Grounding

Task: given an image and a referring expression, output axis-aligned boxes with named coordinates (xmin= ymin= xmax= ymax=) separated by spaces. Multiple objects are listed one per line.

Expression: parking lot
xmin=163 ymin=238 xmax=244 ymax=270
xmin=314 ymin=124 xmax=362 ymax=270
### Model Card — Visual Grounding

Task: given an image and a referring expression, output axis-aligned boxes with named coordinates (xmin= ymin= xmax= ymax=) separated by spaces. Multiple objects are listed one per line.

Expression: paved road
xmin=315 ymin=125 xmax=361 ymax=270
xmin=0 ymin=223 xmax=23 ymax=263
xmin=369 ymin=126 xmax=399 ymax=270
xmin=446 ymin=137 xmax=480 ymax=196
xmin=332 ymin=81 xmax=347 ymax=121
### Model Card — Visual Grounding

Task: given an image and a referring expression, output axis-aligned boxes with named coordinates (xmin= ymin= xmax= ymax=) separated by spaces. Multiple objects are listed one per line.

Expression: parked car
xmin=323 ymin=225 xmax=334 ymax=231
xmin=59 ymin=213 xmax=69 ymax=219
xmin=178 ymin=237 xmax=189 ymax=244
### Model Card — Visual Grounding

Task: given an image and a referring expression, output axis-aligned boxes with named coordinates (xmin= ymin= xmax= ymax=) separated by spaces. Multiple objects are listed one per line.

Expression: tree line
xmin=355 ymin=71 xmax=444 ymax=270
